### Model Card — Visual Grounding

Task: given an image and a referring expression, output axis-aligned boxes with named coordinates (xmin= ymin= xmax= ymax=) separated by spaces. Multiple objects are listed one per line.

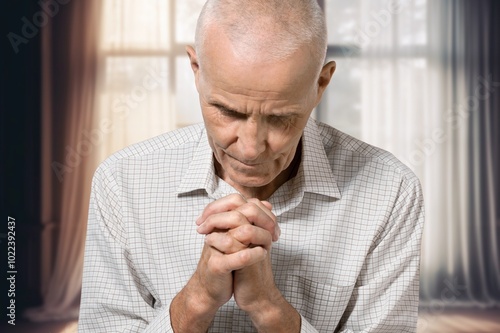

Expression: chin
xmin=229 ymin=171 xmax=275 ymax=188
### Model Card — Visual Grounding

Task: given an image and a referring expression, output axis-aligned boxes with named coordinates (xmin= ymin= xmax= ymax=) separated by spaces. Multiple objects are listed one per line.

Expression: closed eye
xmin=268 ymin=114 xmax=295 ymax=127
xmin=268 ymin=115 xmax=286 ymax=123
xmin=213 ymin=104 xmax=247 ymax=120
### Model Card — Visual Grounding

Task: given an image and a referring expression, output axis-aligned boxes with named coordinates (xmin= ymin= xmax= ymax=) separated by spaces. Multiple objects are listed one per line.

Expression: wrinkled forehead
xmin=199 ymin=24 xmax=319 ymax=99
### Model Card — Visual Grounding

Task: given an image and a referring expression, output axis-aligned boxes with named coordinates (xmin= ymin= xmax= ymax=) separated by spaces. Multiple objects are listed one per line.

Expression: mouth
xmin=226 ymin=153 xmax=263 ymax=167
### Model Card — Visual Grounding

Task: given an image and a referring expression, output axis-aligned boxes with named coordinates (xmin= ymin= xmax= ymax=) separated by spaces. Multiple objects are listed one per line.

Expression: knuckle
xmin=233 ymin=210 xmax=249 ymax=224
xmin=238 ymin=203 xmax=260 ymax=222
xmin=204 ymin=234 xmax=212 ymax=245
xmin=204 ymin=214 xmax=215 ymax=226
xmin=246 ymin=198 xmax=261 ymax=205
xmin=238 ymin=250 xmax=252 ymax=264
xmin=238 ymin=224 xmax=253 ymax=235
xmin=244 ymin=200 xmax=258 ymax=208
xmin=245 ymin=201 xmax=260 ymax=213
xmin=240 ymin=223 xmax=254 ymax=235
xmin=222 ymin=235 xmax=233 ymax=249
xmin=234 ymin=224 xmax=253 ymax=243
xmin=204 ymin=200 xmax=216 ymax=214
xmin=229 ymin=193 xmax=247 ymax=204
xmin=208 ymin=257 xmax=226 ymax=275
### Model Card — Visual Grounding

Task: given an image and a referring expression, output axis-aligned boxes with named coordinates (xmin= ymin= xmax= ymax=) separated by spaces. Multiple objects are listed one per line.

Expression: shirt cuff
xmin=144 ymin=305 xmax=318 ymax=332
xmin=143 ymin=300 xmax=174 ymax=332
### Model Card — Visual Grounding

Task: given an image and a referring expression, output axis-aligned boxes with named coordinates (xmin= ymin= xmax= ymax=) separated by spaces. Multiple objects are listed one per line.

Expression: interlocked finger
xmin=235 ymin=201 xmax=279 ymax=241
xmin=197 ymin=210 xmax=249 ymax=235
xmin=205 ymin=232 xmax=246 ymax=254
xmin=205 ymin=224 xmax=273 ymax=254
xmin=208 ymin=246 xmax=268 ymax=273
xmin=196 ymin=193 xmax=247 ymax=226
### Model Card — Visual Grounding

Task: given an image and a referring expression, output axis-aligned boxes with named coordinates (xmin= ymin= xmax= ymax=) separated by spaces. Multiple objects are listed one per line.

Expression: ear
xmin=314 ymin=60 xmax=336 ymax=105
xmin=186 ymin=45 xmax=200 ymax=89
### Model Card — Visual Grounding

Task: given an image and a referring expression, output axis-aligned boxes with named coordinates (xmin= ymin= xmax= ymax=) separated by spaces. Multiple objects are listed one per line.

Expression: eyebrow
xmin=210 ymin=101 xmax=301 ymax=118
xmin=211 ymin=102 xmax=240 ymax=114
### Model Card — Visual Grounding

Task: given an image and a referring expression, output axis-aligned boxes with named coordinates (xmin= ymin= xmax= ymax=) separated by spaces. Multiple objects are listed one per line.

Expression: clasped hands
xmin=170 ymin=194 xmax=301 ymax=332
xmin=195 ymin=193 xmax=281 ymax=313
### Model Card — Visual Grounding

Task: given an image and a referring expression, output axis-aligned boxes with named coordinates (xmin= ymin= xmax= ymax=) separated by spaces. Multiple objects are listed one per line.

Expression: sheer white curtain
xmin=94 ymin=0 xmax=206 ymax=162
xmin=418 ymin=0 xmax=499 ymax=307
xmin=321 ymin=0 xmax=500 ymax=307
xmin=95 ymin=0 xmax=173 ymax=162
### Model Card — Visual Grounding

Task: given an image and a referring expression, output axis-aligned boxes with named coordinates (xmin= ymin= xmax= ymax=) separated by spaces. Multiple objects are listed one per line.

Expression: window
xmin=96 ymin=0 xmax=428 ymax=168
xmin=319 ymin=0 xmax=427 ymax=149
xmin=96 ymin=0 xmax=205 ymax=161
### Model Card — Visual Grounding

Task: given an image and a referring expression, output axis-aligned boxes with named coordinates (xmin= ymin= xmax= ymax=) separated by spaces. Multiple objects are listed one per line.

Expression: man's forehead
xmin=200 ymin=67 xmax=314 ymax=111
xmin=199 ymin=26 xmax=317 ymax=94
xmin=205 ymin=94 xmax=306 ymax=117
xmin=201 ymin=21 xmax=312 ymax=67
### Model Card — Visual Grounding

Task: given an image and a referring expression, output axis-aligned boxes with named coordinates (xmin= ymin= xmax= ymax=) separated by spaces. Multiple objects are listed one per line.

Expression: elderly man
xmin=79 ymin=0 xmax=424 ymax=332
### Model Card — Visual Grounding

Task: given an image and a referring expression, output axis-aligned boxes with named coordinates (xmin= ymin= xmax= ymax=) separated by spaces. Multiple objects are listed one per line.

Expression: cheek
xmin=283 ymin=140 xmax=301 ymax=163
xmin=202 ymin=108 xmax=235 ymax=148
xmin=267 ymin=125 xmax=303 ymax=154
xmin=206 ymin=122 xmax=238 ymax=151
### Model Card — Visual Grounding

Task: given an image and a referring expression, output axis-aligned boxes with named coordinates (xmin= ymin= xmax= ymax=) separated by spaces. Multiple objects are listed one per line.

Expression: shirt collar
xmin=298 ymin=118 xmax=341 ymax=199
xmin=175 ymin=129 xmax=218 ymax=197
xmin=176 ymin=119 xmax=341 ymax=200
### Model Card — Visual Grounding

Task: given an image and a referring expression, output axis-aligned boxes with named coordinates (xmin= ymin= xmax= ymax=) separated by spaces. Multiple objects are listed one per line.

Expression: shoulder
xmin=313 ymin=121 xmax=424 ymax=241
xmin=93 ymin=123 xmax=205 ymax=181
xmin=314 ymin=120 xmax=420 ymax=188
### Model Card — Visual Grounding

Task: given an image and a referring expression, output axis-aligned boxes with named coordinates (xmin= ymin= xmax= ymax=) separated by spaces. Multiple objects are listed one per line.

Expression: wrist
xmin=170 ymin=277 xmax=221 ymax=332
xmin=245 ymin=292 xmax=301 ymax=333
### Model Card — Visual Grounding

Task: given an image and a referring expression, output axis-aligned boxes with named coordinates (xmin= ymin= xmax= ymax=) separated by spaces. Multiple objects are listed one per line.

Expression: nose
xmin=236 ymin=118 xmax=267 ymax=162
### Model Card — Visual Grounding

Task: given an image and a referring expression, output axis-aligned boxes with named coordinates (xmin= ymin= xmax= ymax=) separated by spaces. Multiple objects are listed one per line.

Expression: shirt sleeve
xmin=78 ymin=166 xmax=174 ymax=332
xmin=336 ymin=174 xmax=425 ymax=332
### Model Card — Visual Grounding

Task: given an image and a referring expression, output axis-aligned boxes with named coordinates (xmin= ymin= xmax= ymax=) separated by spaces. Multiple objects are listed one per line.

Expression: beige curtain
xmin=342 ymin=0 xmax=500 ymax=306
xmin=28 ymin=0 xmax=181 ymax=321
xmin=26 ymin=0 xmax=103 ymax=321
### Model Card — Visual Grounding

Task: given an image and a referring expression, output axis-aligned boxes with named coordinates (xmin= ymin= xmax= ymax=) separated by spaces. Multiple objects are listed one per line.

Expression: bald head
xmin=195 ymin=0 xmax=327 ymax=75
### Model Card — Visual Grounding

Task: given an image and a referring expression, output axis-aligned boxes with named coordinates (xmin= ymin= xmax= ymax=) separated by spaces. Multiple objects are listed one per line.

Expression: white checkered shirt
xmin=78 ymin=118 xmax=424 ymax=332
